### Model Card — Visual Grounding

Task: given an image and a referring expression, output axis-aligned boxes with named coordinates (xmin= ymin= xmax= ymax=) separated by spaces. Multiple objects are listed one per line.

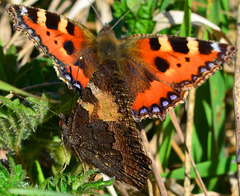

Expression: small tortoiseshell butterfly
xmin=7 ymin=4 xmax=236 ymax=190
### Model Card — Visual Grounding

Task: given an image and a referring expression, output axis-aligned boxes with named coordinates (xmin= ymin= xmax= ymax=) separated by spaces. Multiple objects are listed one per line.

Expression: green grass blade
xmin=8 ymin=188 xmax=74 ymax=196
xmin=209 ymin=71 xmax=225 ymax=159
xmin=161 ymin=155 xmax=236 ymax=179
xmin=179 ymin=0 xmax=192 ymax=36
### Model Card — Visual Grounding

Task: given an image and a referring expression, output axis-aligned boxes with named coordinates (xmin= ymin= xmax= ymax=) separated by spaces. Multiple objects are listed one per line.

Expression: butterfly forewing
xmin=120 ymin=35 xmax=236 ymax=121
xmin=7 ymin=4 xmax=98 ymax=90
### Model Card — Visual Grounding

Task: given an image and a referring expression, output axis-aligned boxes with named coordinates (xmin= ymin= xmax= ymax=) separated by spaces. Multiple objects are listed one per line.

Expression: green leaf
xmin=37 ymin=169 xmax=113 ymax=194
xmin=159 ymin=0 xmax=173 ymax=13
xmin=5 ymin=45 xmax=17 ymax=84
xmin=35 ymin=160 xmax=45 ymax=184
xmin=126 ymin=0 xmax=141 ymax=16
xmin=78 ymin=177 xmax=115 ymax=192
xmin=72 ymin=169 xmax=100 ymax=190
xmin=0 ymin=157 xmax=28 ymax=195
xmin=0 ymin=38 xmax=8 ymax=82
xmin=0 ymin=95 xmax=49 ymax=151
xmin=113 ymin=0 xmax=156 ymax=34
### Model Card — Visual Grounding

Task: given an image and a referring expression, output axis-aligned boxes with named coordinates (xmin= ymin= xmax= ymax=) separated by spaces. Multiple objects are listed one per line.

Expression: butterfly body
xmin=7 ymin=4 xmax=236 ymax=190
xmin=96 ymin=25 xmax=121 ymax=63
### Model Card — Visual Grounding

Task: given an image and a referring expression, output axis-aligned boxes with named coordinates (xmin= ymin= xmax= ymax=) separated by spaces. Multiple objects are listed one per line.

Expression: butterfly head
xmin=98 ymin=24 xmax=114 ymax=35
xmin=97 ymin=24 xmax=120 ymax=64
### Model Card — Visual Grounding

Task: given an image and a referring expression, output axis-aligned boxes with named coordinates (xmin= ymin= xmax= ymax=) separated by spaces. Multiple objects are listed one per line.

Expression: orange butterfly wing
xmin=120 ymin=35 xmax=235 ymax=121
xmin=7 ymin=4 xmax=236 ymax=122
xmin=7 ymin=4 xmax=98 ymax=90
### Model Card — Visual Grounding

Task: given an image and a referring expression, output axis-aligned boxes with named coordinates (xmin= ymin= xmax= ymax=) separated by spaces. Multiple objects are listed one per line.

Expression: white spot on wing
xmin=207 ymin=62 xmax=214 ymax=68
xmin=140 ymin=108 xmax=148 ymax=115
xmin=211 ymin=42 xmax=221 ymax=52
xmin=170 ymin=94 xmax=177 ymax=100
xmin=192 ymin=75 xmax=198 ymax=81
xmin=20 ymin=6 xmax=28 ymax=15
xmin=200 ymin=67 xmax=208 ymax=74
xmin=33 ymin=36 xmax=40 ymax=42
xmin=43 ymin=46 xmax=48 ymax=52
xmin=73 ymin=82 xmax=81 ymax=89
xmin=162 ymin=100 xmax=169 ymax=107
xmin=28 ymin=29 xmax=33 ymax=35
xmin=20 ymin=24 xmax=27 ymax=28
xmin=64 ymin=74 xmax=71 ymax=81
xmin=152 ymin=106 xmax=160 ymax=113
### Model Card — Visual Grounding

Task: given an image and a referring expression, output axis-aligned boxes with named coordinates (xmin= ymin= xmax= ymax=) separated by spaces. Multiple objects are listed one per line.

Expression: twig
xmin=22 ymin=82 xmax=63 ymax=91
xmin=233 ymin=1 xmax=240 ymax=195
xmin=101 ymin=174 xmax=118 ymax=196
xmin=140 ymin=124 xmax=167 ymax=196
xmin=184 ymin=89 xmax=195 ymax=195
xmin=168 ymin=108 xmax=208 ymax=196
xmin=171 ymin=139 xmax=185 ymax=162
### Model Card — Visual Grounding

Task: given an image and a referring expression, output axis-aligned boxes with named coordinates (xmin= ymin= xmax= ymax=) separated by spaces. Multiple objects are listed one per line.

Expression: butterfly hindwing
xmin=120 ymin=35 xmax=236 ymax=120
xmin=60 ymin=61 xmax=151 ymax=190
xmin=7 ymin=4 xmax=98 ymax=90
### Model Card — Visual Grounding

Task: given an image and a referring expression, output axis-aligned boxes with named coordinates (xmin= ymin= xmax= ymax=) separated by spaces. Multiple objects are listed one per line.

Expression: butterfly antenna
xmin=74 ymin=57 xmax=82 ymax=90
xmin=89 ymin=1 xmax=104 ymax=27
xmin=111 ymin=1 xmax=141 ymax=30
xmin=111 ymin=9 xmax=131 ymax=30
xmin=68 ymin=66 xmax=75 ymax=112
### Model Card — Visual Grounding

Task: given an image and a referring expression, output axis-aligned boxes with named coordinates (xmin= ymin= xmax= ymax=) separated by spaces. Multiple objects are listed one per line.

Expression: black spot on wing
xmin=63 ymin=40 xmax=74 ymax=55
xmin=45 ymin=12 xmax=60 ymax=30
xmin=66 ymin=21 xmax=75 ymax=36
xmin=198 ymin=41 xmax=213 ymax=54
xmin=26 ymin=7 xmax=38 ymax=23
xmin=169 ymin=37 xmax=189 ymax=54
xmin=177 ymin=63 xmax=181 ymax=67
xmin=185 ymin=57 xmax=190 ymax=62
xmin=149 ymin=38 xmax=161 ymax=50
xmin=155 ymin=57 xmax=170 ymax=73
xmin=46 ymin=31 xmax=50 ymax=36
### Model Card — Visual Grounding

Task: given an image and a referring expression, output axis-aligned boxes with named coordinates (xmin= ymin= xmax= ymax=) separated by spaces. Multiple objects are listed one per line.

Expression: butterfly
xmin=7 ymin=4 xmax=235 ymax=190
